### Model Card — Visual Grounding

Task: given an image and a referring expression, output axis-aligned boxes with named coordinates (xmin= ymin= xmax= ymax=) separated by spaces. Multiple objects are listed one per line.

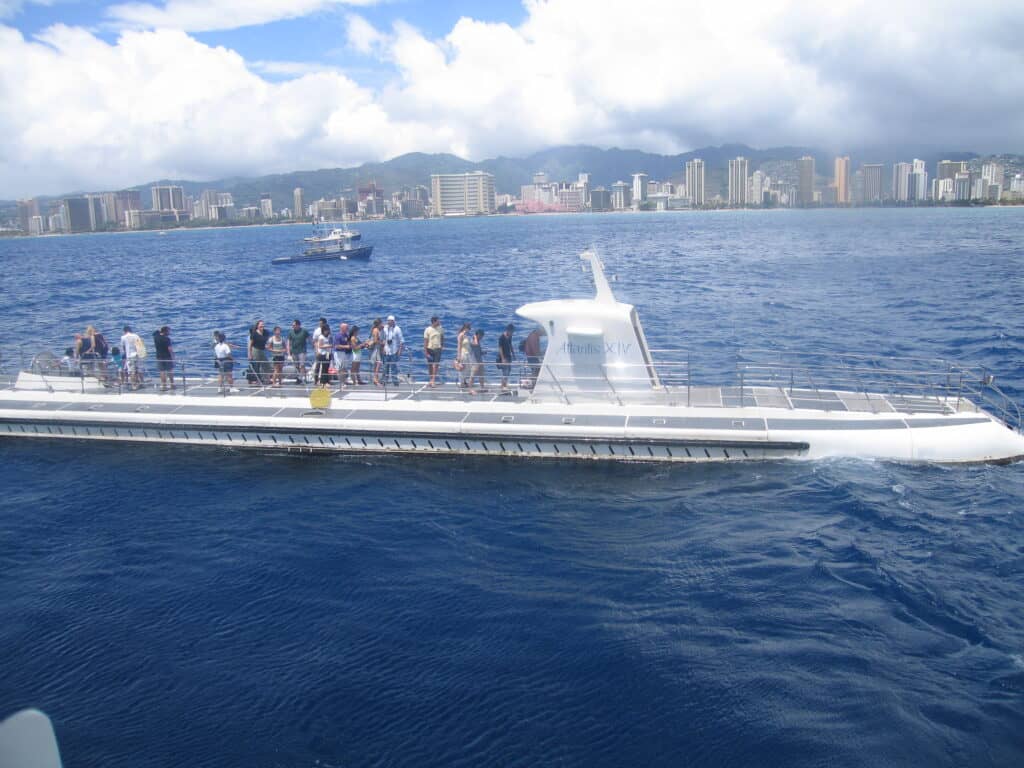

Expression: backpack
xmin=135 ymin=336 xmax=147 ymax=359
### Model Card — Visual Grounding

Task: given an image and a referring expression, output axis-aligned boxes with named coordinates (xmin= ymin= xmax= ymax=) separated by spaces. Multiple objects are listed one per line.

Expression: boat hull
xmin=274 ymin=244 xmax=373 ymax=264
xmin=1 ymin=388 xmax=1021 ymax=464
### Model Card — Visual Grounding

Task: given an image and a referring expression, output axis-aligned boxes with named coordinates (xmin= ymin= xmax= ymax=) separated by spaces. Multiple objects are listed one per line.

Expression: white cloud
xmin=2 ymin=0 xmax=1023 ymax=198
xmin=345 ymin=12 xmax=384 ymax=55
xmin=250 ymin=59 xmax=344 ymax=77
xmin=105 ymin=0 xmax=378 ymax=33
xmin=0 ymin=0 xmax=53 ymax=20
xmin=0 ymin=24 xmax=434 ymax=197
xmin=363 ymin=0 xmax=1024 ymax=159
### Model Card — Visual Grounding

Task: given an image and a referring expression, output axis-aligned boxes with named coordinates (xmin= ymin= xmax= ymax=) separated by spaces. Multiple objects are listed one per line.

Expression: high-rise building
xmin=293 ymin=188 xmax=305 ymax=220
xmin=430 ymin=172 xmax=496 ymax=216
xmin=576 ymin=173 xmax=590 ymax=207
xmin=685 ymin=160 xmax=705 ymax=207
xmin=749 ymin=170 xmax=769 ymax=206
xmin=851 ymin=170 xmax=865 ymax=205
xmin=862 ymin=164 xmax=883 ymax=203
xmin=631 ymin=173 xmax=648 ymax=205
xmin=981 ymin=163 xmax=1004 ymax=200
xmin=909 ymin=159 xmax=928 ymax=201
xmin=833 ymin=156 xmax=850 ymax=204
xmin=151 ymin=185 xmax=185 ymax=212
xmin=589 ymin=188 xmax=612 ymax=211
xmin=63 ymin=197 xmax=93 ymax=233
xmin=611 ymin=181 xmax=631 ymax=210
xmin=892 ymin=162 xmax=912 ymax=202
xmin=982 ymin=162 xmax=1004 ymax=186
xmin=798 ymin=156 xmax=815 ymax=206
xmin=937 ymin=160 xmax=968 ymax=183
xmin=954 ymin=172 xmax=971 ymax=201
xmin=16 ymin=199 xmax=41 ymax=233
xmin=727 ymin=157 xmax=749 ymax=206
xmin=259 ymin=194 xmax=273 ymax=219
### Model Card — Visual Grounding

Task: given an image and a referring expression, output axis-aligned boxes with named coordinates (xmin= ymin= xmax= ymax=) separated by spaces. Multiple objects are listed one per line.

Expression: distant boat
xmin=272 ymin=243 xmax=373 ymax=265
xmin=303 ymin=221 xmax=360 ymax=246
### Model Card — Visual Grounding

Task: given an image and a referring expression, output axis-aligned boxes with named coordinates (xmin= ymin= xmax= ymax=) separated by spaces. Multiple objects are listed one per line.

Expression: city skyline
xmin=1 ymin=0 xmax=1022 ymax=199
xmin=12 ymin=150 xmax=1022 ymax=235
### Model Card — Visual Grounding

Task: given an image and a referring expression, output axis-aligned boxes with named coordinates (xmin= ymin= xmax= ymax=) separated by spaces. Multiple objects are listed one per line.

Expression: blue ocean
xmin=2 ymin=209 xmax=1024 ymax=767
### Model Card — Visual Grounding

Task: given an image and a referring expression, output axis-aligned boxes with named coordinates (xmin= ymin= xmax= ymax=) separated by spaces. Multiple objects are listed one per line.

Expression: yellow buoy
xmin=309 ymin=388 xmax=331 ymax=410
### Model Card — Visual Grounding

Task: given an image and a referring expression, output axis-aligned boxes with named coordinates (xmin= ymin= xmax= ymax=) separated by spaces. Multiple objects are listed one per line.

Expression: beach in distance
xmin=1 ymin=207 xmax=1024 ymax=767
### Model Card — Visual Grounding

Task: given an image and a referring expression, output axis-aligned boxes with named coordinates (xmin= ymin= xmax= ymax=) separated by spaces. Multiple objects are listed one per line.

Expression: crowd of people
xmin=59 ymin=324 xmax=176 ymax=391
xmin=58 ymin=317 xmax=546 ymax=395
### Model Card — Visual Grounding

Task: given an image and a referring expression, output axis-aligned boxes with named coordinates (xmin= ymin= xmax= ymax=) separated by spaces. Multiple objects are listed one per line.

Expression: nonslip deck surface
xmin=0 ymin=375 xmax=974 ymax=417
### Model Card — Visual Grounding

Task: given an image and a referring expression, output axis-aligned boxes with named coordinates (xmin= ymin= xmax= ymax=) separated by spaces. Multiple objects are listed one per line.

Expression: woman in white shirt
xmin=213 ymin=331 xmax=238 ymax=391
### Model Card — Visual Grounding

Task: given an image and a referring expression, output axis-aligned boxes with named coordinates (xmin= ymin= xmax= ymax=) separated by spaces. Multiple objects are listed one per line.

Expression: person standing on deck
xmin=287 ymin=319 xmax=310 ymax=384
xmin=368 ymin=318 xmax=384 ymax=386
xmin=497 ymin=323 xmax=516 ymax=391
xmin=423 ymin=316 xmax=444 ymax=387
xmin=457 ymin=322 xmax=473 ymax=389
xmin=248 ymin=320 xmax=270 ymax=385
xmin=381 ymin=315 xmax=404 ymax=386
xmin=314 ymin=323 xmax=333 ymax=387
xmin=153 ymin=326 xmax=175 ymax=391
xmin=120 ymin=325 xmax=142 ymax=390
xmin=334 ymin=322 xmax=352 ymax=386
xmin=522 ymin=328 xmax=544 ymax=388
xmin=267 ymin=326 xmax=286 ymax=388
xmin=466 ymin=329 xmax=486 ymax=395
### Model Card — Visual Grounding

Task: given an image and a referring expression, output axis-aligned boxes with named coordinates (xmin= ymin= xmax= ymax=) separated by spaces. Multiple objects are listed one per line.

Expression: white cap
xmin=387 ymin=315 xmax=396 ymax=321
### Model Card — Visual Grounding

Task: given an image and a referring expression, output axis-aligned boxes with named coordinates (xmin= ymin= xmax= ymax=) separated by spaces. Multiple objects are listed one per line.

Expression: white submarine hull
xmin=1 ymin=385 xmax=1022 ymax=464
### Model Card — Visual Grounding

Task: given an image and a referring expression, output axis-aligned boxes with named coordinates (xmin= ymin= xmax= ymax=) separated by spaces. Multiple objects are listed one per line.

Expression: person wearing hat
xmin=381 ymin=315 xmax=404 ymax=386
xmin=497 ymin=323 xmax=516 ymax=391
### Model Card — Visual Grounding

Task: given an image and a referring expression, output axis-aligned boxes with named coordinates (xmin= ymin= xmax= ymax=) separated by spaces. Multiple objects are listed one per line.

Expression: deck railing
xmin=1 ymin=345 xmax=1020 ymax=431
xmin=735 ymin=349 xmax=1022 ymax=432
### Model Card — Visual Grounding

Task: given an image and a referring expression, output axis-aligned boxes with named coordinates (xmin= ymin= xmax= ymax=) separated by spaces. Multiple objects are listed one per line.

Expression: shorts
xmin=292 ymin=352 xmax=306 ymax=365
xmin=427 ymin=349 xmax=441 ymax=364
xmin=218 ymin=359 xmax=234 ymax=373
xmin=272 ymin=354 xmax=285 ymax=363
xmin=370 ymin=349 xmax=380 ymax=364
xmin=157 ymin=359 xmax=173 ymax=373
xmin=498 ymin=363 xmax=511 ymax=377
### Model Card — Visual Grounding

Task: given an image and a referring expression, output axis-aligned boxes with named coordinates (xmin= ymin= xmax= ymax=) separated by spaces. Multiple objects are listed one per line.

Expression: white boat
xmin=1 ymin=252 xmax=1022 ymax=464
xmin=303 ymin=221 xmax=361 ymax=245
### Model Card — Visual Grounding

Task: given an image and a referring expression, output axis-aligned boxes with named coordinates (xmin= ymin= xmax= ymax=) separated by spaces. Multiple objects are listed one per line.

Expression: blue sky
xmin=9 ymin=0 xmax=527 ymax=85
xmin=1 ymin=0 xmax=1022 ymax=198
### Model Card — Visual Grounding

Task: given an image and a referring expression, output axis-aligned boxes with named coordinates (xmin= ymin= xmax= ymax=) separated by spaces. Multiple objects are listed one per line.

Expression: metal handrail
xmin=736 ymin=348 xmax=1023 ymax=432
xmin=2 ymin=344 xmax=1020 ymax=431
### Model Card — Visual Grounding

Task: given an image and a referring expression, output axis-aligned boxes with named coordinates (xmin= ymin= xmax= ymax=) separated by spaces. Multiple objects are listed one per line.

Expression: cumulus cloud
xmin=0 ymin=24 xmax=436 ymax=197
xmin=0 ymin=0 xmax=53 ymax=20
xmin=106 ymin=0 xmax=378 ymax=33
xmin=363 ymin=0 xmax=1024 ymax=159
xmin=2 ymin=0 xmax=1023 ymax=198
xmin=345 ymin=12 xmax=385 ymax=55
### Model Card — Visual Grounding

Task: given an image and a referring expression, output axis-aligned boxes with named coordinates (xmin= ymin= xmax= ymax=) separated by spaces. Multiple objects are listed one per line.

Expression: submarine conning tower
xmin=515 ymin=251 xmax=662 ymax=401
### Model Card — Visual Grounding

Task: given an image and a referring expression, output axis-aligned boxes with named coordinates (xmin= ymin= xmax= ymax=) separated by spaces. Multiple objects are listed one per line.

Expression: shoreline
xmin=4 ymin=202 xmax=1024 ymax=239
